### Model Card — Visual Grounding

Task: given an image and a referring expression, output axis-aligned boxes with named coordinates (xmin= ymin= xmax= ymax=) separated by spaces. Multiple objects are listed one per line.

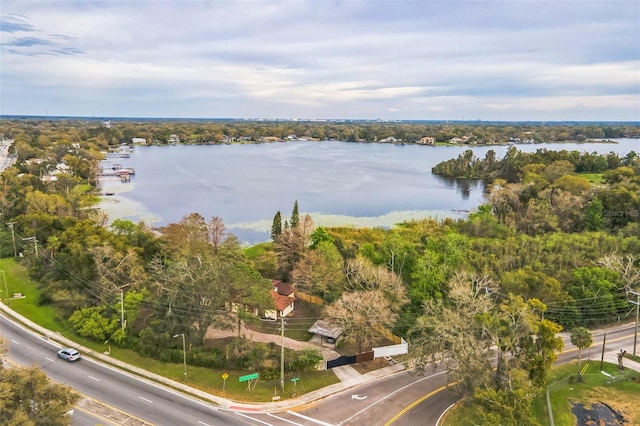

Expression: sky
xmin=1 ymin=0 xmax=639 ymax=121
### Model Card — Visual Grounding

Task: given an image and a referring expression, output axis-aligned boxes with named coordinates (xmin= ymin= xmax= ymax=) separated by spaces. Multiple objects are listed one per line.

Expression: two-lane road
xmin=384 ymin=323 xmax=638 ymax=426
xmin=1 ymin=313 xmax=255 ymax=426
xmin=3 ymin=306 xmax=635 ymax=426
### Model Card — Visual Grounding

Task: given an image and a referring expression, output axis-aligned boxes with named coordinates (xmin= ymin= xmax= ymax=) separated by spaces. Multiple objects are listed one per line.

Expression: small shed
xmin=308 ymin=320 xmax=343 ymax=344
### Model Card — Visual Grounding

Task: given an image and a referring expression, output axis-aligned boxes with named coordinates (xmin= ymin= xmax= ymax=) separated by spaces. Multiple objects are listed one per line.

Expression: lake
xmin=98 ymin=139 xmax=639 ymax=244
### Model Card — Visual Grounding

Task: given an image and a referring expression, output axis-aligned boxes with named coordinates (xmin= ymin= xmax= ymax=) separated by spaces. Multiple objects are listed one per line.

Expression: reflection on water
xmin=97 ymin=139 xmax=639 ymax=244
xmin=433 ymin=175 xmax=487 ymax=201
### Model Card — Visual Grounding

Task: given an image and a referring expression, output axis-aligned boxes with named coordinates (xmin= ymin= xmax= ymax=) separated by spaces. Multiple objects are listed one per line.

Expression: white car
xmin=58 ymin=348 xmax=81 ymax=362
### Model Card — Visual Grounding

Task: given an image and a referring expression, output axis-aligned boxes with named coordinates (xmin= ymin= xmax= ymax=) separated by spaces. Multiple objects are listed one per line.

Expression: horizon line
xmin=2 ymin=114 xmax=639 ymax=125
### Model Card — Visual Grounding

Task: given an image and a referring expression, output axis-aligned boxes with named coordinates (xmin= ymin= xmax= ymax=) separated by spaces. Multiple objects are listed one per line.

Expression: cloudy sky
xmin=1 ymin=0 xmax=638 ymax=121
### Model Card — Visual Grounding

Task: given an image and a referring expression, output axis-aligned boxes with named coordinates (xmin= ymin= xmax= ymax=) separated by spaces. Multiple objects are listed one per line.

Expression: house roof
xmin=270 ymin=289 xmax=295 ymax=311
xmin=308 ymin=320 xmax=343 ymax=339
xmin=272 ymin=280 xmax=294 ymax=296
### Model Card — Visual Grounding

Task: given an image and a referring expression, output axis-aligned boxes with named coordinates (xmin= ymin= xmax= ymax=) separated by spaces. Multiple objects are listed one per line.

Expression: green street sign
xmin=291 ymin=377 xmax=299 ymax=382
xmin=239 ymin=372 xmax=259 ymax=382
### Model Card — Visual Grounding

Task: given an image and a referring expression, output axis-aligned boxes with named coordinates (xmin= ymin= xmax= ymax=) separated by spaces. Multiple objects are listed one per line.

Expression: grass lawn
xmin=544 ymin=361 xmax=640 ymax=425
xmin=577 ymin=172 xmax=604 ymax=184
xmin=0 ymin=257 xmax=70 ymax=332
xmin=91 ymin=344 xmax=339 ymax=402
xmin=444 ymin=361 xmax=640 ymax=426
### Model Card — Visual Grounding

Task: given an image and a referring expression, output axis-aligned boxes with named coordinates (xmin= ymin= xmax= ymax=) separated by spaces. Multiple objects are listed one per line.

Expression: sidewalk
xmin=0 ymin=301 xmax=405 ymax=414
xmin=603 ymin=351 xmax=640 ymax=374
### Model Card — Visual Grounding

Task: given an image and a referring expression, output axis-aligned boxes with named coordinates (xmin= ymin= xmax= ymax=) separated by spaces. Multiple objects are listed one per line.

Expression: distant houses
xmin=379 ymin=136 xmax=400 ymax=143
xmin=417 ymin=136 xmax=436 ymax=145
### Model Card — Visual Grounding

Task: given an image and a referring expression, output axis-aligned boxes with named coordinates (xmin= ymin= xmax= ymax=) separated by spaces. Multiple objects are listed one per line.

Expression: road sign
xmin=222 ymin=372 xmax=229 ymax=380
xmin=239 ymin=372 xmax=259 ymax=382
xmin=291 ymin=377 xmax=299 ymax=382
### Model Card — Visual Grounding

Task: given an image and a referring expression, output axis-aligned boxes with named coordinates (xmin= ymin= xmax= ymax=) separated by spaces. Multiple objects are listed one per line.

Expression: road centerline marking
xmin=338 ymin=371 xmax=446 ymax=425
xmin=138 ymin=396 xmax=153 ymax=403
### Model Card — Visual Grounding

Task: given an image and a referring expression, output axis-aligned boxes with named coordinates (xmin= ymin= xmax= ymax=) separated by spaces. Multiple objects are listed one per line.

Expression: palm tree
xmin=570 ymin=327 xmax=593 ymax=376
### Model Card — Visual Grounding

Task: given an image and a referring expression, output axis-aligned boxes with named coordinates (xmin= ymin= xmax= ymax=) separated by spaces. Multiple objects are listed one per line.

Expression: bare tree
xmin=207 ymin=216 xmax=225 ymax=253
xmin=325 ymin=289 xmax=394 ymax=353
xmin=408 ymin=271 xmax=497 ymax=395
xmin=598 ymin=253 xmax=640 ymax=293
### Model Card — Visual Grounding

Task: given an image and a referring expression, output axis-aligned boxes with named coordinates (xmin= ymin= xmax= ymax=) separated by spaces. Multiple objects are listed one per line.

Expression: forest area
xmin=0 ymin=118 xmax=639 ymax=423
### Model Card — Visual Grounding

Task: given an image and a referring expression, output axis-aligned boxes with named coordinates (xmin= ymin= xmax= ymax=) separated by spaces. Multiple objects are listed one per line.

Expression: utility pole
xmin=630 ymin=290 xmax=640 ymax=357
xmin=7 ymin=222 xmax=17 ymax=257
xmin=280 ymin=315 xmax=285 ymax=394
xmin=600 ymin=332 xmax=606 ymax=371
xmin=119 ymin=284 xmax=131 ymax=334
xmin=22 ymin=236 xmax=38 ymax=258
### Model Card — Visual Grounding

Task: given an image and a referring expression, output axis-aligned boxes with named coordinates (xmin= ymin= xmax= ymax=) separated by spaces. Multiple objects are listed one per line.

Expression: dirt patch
xmin=352 ymin=357 xmax=391 ymax=374
xmin=571 ymin=401 xmax=628 ymax=425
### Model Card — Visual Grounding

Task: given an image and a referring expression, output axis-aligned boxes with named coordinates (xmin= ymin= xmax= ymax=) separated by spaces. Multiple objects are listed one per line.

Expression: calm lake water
xmin=99 ymin=139 xmax=639 ymax=244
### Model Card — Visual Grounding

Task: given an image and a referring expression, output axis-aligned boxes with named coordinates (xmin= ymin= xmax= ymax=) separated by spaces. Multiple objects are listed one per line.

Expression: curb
xmin=0 ymin=301 xmax=405 ymax=413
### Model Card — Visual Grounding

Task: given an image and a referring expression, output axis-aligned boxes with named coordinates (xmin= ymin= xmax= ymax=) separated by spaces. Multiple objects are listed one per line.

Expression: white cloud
xmin=1 ymin=0 xmax=638 ymax=120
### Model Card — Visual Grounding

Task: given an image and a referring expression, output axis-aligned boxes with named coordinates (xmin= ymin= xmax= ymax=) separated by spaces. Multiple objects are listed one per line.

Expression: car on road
xmin=58 ymin=348 xmax=81 ymax=362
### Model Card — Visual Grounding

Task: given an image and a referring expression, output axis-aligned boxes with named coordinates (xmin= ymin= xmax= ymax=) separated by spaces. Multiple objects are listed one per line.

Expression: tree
xmin=274 ymin=214 xmax=314 ymax=279
xmin=152 ymin=252 xmax=234 ymax=345
xmin=0 ymin=364 xmax=80 ymax=426
xmin=207 ymin=216 xmax=225 ymax=253
xmin=69 ymin=306 xmax=119 ymax=342
xmin=324 ymin=290 xmax=392 ymax=353
xmin=290 ymin=200 xmax=300 ymax=228
xmin=290 ymin=241 xmax=344 ymax=301
xmin=326 ymin=257 xmax=407 ymax=352
xmin=570 ymin=326 xmax=593 ymax=376
xmin=409 ymin=272 xmax=496 ymax=396
xmin=271 ymin=211 xmax=282 ymax=241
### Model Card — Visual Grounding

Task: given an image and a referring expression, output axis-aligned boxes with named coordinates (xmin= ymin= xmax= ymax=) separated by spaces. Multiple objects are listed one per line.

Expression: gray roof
xmin=308 ymin=320 xmax=343 ymax=339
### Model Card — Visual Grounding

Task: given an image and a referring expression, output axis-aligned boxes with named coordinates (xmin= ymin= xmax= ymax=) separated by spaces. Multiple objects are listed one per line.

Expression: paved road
xmin=3 ymin=299 xmax=636 ymax=426
xmin=0 ymin=313 xmax=254 ymax=426
xmin=0 ymin=139 xmax=16 ymax=172
xmin=387 ymin=323 xmax=639 ymax=426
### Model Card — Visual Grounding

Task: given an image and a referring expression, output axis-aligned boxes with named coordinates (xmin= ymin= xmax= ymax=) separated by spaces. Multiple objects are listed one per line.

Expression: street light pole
xmin=630 ymin=290 xmax=640 ymax=357
xmin=173 ymin=333 xmax=187 ymax=380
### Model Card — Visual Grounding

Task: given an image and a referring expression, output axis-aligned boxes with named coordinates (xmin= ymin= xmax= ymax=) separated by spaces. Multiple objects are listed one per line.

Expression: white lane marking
xmin=197 ymin=421 xmax=211 ymax=426
xmin=338 ymin=370 xmax=446 ymax=425
xmin=11 ymin=339 xmax=20 ymax=344
xmin=235 ymin=412 xmax=273 ymax=426
xmin=267 ymin=413 xmax=303 ymax=425
xmin=88 ymin=375 xmax=100 ymax=382
xmin=138 ymin=396 xmax=153 ymax=403
xmin=287 ymin=411 xmax=335 ymax=426
xmin=45 ymin=357 xmax=56 ymax=362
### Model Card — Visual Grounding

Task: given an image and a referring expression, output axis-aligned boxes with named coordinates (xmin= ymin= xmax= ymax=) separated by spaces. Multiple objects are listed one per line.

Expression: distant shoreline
xmin=2 ymin=114 xmax=639 ymax=126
